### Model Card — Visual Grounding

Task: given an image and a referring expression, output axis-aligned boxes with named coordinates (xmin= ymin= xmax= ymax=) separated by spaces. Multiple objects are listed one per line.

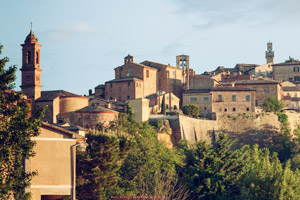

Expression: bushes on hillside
xmin=262 ymin=96 xmax=284 ymax=112
xmin=181 ymin=104 xmax=199 ymax=118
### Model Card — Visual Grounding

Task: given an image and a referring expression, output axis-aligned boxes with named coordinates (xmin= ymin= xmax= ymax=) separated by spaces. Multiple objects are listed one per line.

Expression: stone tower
xmin=265 ymin=41 xmax=274 ymax=64
xmin=176 ymin=55 xmax=190 ymax=90
xmin=20 ymin=29 xmax=42 ymax=101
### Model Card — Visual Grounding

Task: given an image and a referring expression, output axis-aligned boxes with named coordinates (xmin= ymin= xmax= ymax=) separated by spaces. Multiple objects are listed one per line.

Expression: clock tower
xmin=265 ymin=41 xmax=274 ymax=64
xmin=20 ymin=29 xmax=42 ymax=101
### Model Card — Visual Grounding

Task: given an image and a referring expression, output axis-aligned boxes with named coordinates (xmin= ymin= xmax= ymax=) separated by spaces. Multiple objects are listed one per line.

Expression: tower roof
xmin=25 ymin=30 xmax=38 ymax=44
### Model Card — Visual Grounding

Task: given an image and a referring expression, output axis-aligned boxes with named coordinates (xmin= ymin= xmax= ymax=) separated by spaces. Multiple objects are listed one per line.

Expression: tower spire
xmin=30 ymin=22 xmax=33 ymax=31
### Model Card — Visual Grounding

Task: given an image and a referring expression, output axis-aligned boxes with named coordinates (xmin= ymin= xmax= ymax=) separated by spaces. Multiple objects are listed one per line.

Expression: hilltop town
xmin=5 ymin=29 xmax=300 ymax=199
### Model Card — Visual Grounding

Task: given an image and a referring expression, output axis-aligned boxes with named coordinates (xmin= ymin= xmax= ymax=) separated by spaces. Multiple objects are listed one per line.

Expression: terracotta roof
xmin=183 ymin=89 xmax=211 ymax=94
xmin=75 ymin=105 xmax=119 ymax=113
xmin=25 ymin=30 xmax=38 ymax=43
xmin=106 ymin=77 xmax=143 ymax=83
xmin=36 ymin=90 xmax=84 ymax=102
xmin=141 ymin=60 xmax=178 ymax=70
xmin=235 ymin=79 xmax=280 ymax=85
xmin=272 ymin=58 xmax=300 ymax=66
xmin=41 ymin=122 xmax=85 ymax=140
xmin=282 ymin=86 xmax=300 ymax=91
xmin=95 ymin=84 xmax=105 ymax=89
xmin=110 ymin=197 xmax=161 ymax=200
xmin=211 ymin=87 xmax=255 ymax=91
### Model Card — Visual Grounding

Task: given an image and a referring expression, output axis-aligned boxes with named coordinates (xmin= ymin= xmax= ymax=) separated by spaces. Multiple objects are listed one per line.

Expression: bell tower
xmin=20 ymin=29 xmax=42 ymax=101
xmin=176 ymin=55 xmax=190 ymax=90
xmin=265 ymin=41 xmax=274 ymax=64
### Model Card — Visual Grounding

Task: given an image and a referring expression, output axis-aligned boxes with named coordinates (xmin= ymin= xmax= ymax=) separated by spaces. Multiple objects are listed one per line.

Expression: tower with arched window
xmin=20 ymin=29 xmax=42 ymax=101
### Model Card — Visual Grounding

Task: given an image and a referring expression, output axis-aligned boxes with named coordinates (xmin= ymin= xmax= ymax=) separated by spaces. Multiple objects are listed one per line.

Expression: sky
xmin=2 ymin=0 xmax=300 ymax=95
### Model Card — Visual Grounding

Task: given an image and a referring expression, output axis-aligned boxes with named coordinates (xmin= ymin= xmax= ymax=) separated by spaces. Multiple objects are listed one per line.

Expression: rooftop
xmin=183 ymin=89 xmax=211 ymax=94
xmin=75 ymin=105 xmax=119 ymax=113
xmin=36 ymin=90 xmax=83 ymax=102
xmin=235 ymin=79 xmax=280 ymax=85
xmin=211 ymin=87 xmax=255 ymax=91
xmin=282 ymin=86 xmax=300 ymax=91
xmin=106 ymin=77 xmax=143 ymax=83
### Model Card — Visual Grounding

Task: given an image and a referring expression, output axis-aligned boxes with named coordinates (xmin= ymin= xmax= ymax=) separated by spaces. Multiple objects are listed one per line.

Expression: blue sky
xmin=2 ymin=0 xmax=300 ymax=95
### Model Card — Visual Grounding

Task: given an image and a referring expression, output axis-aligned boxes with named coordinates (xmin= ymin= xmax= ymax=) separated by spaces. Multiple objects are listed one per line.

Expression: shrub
xmin=262 ymin=96 xmax=284 ymax=112
xmin=181 ymin=104 xmax=199 ymax=118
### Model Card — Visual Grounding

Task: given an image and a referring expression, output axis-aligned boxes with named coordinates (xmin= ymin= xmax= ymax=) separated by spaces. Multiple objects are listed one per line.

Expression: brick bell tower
xmin=265 ymin=41 xmax=274 ymax=64
xmin=20 ymin=28 xmax=42 ymax=101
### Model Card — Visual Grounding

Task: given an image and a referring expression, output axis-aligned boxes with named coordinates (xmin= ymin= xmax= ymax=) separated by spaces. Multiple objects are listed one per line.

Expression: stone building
xmin=103 ymin=55 xmax=186 ymax=103
xmin=234 ymin=79 xmax=282 ymax=106
xmin=89 ymin=97 xmax=125 ymax=112
xmin=273 ymin=57 xmax=300 ymax=83
xmin=182 ymin=87 xmax=256 ymax=116
xmin=146 ymin=91 xmax=180 ymax=113
xmin=27 ymin=122 xmax=84 ymax=200
xmin=20 ymin=30 xmax=89 ymax=124
xmin=74 ymin=105 xmax=119 ymax=129
xmin=281 ymin=86 xmax=300 ymax=109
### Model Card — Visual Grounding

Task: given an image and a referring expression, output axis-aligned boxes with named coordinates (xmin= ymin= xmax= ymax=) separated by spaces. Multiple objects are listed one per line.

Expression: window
xmin=136 ymin=83 xmax=138 ymax=87
xmin=189 ymin=97 xmax=197 ymax=102
xmin=232 ymin=94 xmax=236 ymax=102
xmin=167 ymin=70 xmax=170 ymax=78
xmin=167 ymin=96 xmax=169 ymax=100
xmin=246 ymin=94 xmax=250 ymax=101
xmin=127 ymin=96 xmax=130 ymax=100
xmin=128 ymin=82 xmax=130 ymax=86
xmin=166 ymin=104 xmax=168 ymax=109
xmin=204 ymin=107 xmax=207 ymax=110
xmin=264 ymin=87 xmax=269 ymax=93
xmin=295 ymin=76 xmax=300 ymax=81
xmin=233 ymin=108 xmax=236 ymax=112
xmin=246 ymin=108 xmax=250 ymax=111
xmin=253 ymin=87 xmax=257 ymax=90
xmin=128 ymin=68 xmax=132 ymax=77
xmin=287 ymin=93 xmax=290 ymax=96
xmin=110 ymin=83 xmax=113 ymax=88
xmin=146 ymin=70 xmax=149 ymax=78
xmin=78 ymin=118 xmax=81 ymax=122
xmin=174 ymin=105 xmax=178 ymax=110
xmin=172 ymin=97 xmax=173 ymax=101
xmin=36 ymin=52 xmax=39 ymax=64
xmin=224 ymin=108 xmax=227 ymax=112
xmin=26 ymin=51 xmax=31 ymax=64
xmin=295 ymin=93 xmax=297 ymax=97
xmin=218 ymin=95 xmax=222 ymax=101
xmin=289 ymin=78 xmax=293 ymax=82
xmin=294 ymin=67 xmax=300 ymax=72
xmin=203 ymin=97 xmax=209 ymax=101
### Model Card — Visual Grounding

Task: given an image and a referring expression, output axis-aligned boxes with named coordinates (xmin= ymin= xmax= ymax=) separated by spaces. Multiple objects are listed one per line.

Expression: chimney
xmin=88 ymin=89 xmax=92 ymax=96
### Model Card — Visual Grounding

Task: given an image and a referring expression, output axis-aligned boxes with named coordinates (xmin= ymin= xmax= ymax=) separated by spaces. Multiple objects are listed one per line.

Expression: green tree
xmin=262 ymin=96 xmax=284 ymax=112
xmin=76 ymin=130 xmax=133 ymax=199
xmin=177 ymin=134 xmax=251 ymax=199
xmin=161 ymin=94 xmax=166 ymax=115
xmin=181 ymin=104 xmax=199 ymax=118
xmin=0 ymin=44 xmax=44 ymax=199
xmin=240 ymin=146 xmax=300 ymax=200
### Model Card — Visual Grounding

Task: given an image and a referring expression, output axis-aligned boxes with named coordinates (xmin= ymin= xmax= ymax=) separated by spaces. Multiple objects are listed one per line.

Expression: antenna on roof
xmin=30 ymin=22 xmax=33 ymax=31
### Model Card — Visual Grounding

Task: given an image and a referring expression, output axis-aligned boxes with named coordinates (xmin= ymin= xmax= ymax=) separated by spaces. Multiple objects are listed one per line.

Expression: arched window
xmin=36 ymin=52 xmax=39 ymax=64
xmin=26 ymin=51 xmax=31 ymax=64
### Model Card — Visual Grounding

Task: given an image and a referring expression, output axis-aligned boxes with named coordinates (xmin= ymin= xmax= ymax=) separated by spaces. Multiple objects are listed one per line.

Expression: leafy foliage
xmin=0 ymin=44 xmax=44 ymax=199
xmin=181 ymin=104 xmax=199 ymax=118
xmin=161 ymin=95 xmax=166 ymax=115
xmin=262 ymin=96 xmax=284 ymax=112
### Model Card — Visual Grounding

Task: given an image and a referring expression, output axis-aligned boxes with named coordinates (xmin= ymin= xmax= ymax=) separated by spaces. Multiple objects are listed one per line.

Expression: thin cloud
xmin=40 ymin=22 xmax=100 ymax=41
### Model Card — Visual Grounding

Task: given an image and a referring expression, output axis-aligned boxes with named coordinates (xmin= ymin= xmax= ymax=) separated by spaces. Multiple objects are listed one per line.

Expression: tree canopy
xmin=0 ymin=44 xmax=44 ymax=199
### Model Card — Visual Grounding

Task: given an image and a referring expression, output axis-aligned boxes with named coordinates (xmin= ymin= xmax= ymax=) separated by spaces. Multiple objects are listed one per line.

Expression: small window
xmin=167 ymin=96 xmax=169 ymax=100
xmin=172 ymin=97 xmax=173 ymax=101
xmin=294 ymin=67 xmax=299 ymax=72
xmin=233 ymin=108 xmax=236 ymax=112
xmin=232 ymin=94 xmax=236 ymax=102
xmin=146 ymin=70 xmax=149 ymax=78
xmin=174 ymin=105 xmax=177 ymax=110
xmin=203 ymin=97 xmax=209 ymax=101
xmin=78 ymin=118 xmax=81 ymax=122
xmin=253 ymin=87 xmax=257 ymax=90
xmin=287 ymin=93 xmax=290 ymax=96
xmin=189 ymin=97 xmax=197 ymax=102
xmin=128 ymin=82 xmax=130 ymax=86
xmin=166 ymin=104 xmax=168 ymax=109
xmin=167 ymin=71 xmax=170 ymax=78
xmin=136 ymin=83 xmax=138 ymax=87
xmin=26 ymin=51 xmax=31 ymax=64
xmin=218 ymin=95 xmax=222 ymax=101
xmin=289 ymin=78 xmax=293 ymax=82
xmin=295 ymin=93 xmax=297 ymax=97
xmin=36 ymin=52 xmax=39 ymax=64
xmin=127 ymin=96 xmax=130 ymax=100
xmin=204 ymin=107 xmax=207 ymax=110
xmin=264 ymin=87 xmax=269 ymax=93
xmin=110 ymin=83 xmax=113 ymax=88
xmin=295 ymin=76 xmax=300 ymax=81
xmin=224 ymin=108 xmax=227 ymax=112
xmin=110 ymin=97 xmax=113 ymax=100
xmin=246 ymin=94 xmax=250 ymax=101
xmin=128 ymin=68 xmax=132 ymax=76
xmin=246 ymin=108 xmax=250 ymax=111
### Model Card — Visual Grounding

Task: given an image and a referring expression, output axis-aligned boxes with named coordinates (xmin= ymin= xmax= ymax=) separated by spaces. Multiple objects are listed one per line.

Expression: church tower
xmin=176 ymin=55 xmax=190 ymax=90
xmin=265 ymin=41 xmax=274 ymax=64
xmin=20 ymin=29 xmax=42 ymax=101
